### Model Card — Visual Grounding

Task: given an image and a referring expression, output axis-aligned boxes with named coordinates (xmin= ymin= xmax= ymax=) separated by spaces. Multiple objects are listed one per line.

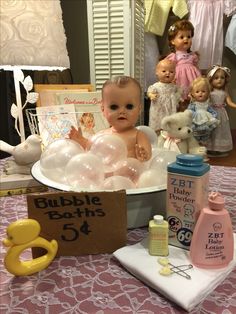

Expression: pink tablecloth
xmin=0 ymin=166 xmax=236 ymax=313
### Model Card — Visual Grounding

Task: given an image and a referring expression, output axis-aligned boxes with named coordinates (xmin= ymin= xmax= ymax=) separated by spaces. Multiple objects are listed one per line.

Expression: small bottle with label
xmin=148 ymin=215 xmax=169 ymax=256
xmin=166 ymin=154 xmax=210 ymax=250
xmin=190 ymin=192 xmax=234 ymax=269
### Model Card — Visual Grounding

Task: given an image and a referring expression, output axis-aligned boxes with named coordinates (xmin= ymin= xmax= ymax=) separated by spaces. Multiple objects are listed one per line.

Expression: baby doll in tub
xmin=69 ymin=76 xmax=152 ymax=162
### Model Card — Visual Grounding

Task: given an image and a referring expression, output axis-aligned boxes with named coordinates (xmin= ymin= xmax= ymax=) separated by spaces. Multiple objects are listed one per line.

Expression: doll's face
xmin=101 ymin=82 xmax=140 ymax=132
xmin=211 ymin=69 xmax=226 ymax=89
xmin=81 ymin=114 xmax=95 ymax=129
xmin=156 ymin=60 xmax=175 ymax=83
xmin=191 ymin=82 xmax=209 ymax=102
xmin=171 ymin=30 xmax=192 ymax=52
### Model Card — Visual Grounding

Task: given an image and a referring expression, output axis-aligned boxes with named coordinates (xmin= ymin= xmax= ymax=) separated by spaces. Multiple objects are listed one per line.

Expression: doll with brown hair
xmin=166 ymin=19 xmax=201 ymax=107
xmin=69 ymin=76 xmax=152 ymax=162
xmin=207 ymin=65 xmax=236 ymax=157
xmin=187 ymin=77 xmax=219 ymax=146
xmin=147 ymin=58 xmax=182 ymax=134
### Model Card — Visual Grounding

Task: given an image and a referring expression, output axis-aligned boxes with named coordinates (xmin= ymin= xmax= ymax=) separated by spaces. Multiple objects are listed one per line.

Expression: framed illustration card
xmin=36 ymin=104 xmax=78 ymax=147
xmin=56 ymin=91 xmax=109 ymax=137
xmin=34 ymin=84 xmax=94 ymax=107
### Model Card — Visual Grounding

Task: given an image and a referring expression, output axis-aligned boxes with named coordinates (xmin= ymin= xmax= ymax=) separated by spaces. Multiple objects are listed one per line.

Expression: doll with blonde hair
xmin=166 ymin=20 xmax=201 ymax=103
xmin=79 ymin=112 xmax=95 ymax=138
xmin=206 ymin=65 xmax=236 ymax=156
xmin=187 ymin=77 xmax=219 ymax=145
xmin=69 ymin=76 xmax=152 ymax=162
xmin=147 ymin=58 xmax=182 ymax=134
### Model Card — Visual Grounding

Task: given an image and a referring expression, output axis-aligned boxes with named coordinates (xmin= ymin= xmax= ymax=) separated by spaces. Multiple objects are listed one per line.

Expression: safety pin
xmin=158 ymin=258 xmax=193 ymax=280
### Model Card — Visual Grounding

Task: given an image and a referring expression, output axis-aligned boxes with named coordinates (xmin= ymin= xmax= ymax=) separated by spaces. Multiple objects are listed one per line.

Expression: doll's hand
xmin=135 ymin=144 xmax=149 ymax=162
xmin=148 ymin=92 xmax=158 ymax=101
xmin=69 ymin=126 xmax=83 ymax=141
xmin=68 ymin=126 xmax=88 ymax=150
xmin=195 ymin=51 xmax=200 ymax=58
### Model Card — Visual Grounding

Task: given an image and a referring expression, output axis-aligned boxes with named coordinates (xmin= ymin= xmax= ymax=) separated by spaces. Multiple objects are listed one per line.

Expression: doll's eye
xmin=110 ymin=104 xmax=119 ymax=110
xmin=126 ymin=104 xmax=134 ymax=110
xmin=178 ymin=127 xmax=181 ymax=130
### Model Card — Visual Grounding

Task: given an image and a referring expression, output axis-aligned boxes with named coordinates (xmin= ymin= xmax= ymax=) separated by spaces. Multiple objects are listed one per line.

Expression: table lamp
xmin=0 ymin=0 xmax=70 ymax=142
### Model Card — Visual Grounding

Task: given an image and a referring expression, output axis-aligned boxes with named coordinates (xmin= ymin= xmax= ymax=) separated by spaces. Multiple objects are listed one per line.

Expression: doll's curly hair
xmin=168 ymin=20 xmax=195 ymax=53
xmin=189 ymin=77 xmax=211 ymax=101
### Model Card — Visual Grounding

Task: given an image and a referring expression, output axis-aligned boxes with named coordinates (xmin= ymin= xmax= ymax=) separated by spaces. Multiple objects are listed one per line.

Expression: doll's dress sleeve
xmin=165 ymin=53 xmax=176 ymax=62
xmin=147 ymin=82 xmax=158 ymax=96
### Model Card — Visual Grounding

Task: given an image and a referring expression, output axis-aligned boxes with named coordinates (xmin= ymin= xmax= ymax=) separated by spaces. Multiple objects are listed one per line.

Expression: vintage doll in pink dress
xmin=166 ymin=20 xmax=201 ymax=106
xmin=69 ymin=76 xmax=152 ymax=162
xmin=147 ymin=58 xmax=182 ymax=134
xmin=207 ymin=65 xmax=236 ymax=156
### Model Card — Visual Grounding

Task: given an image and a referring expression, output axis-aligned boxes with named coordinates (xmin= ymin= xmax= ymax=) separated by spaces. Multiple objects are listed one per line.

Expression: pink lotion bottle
xmin=190 ymin=192 xmax=234 ymax=269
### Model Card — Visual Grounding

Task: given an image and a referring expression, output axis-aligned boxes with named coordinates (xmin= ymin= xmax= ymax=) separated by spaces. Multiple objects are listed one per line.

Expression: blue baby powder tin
xmin=166 ymin=154 xmax=210 ymax=250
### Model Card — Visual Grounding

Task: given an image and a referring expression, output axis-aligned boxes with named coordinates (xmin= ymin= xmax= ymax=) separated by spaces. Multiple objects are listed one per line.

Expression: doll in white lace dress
xmin=187 ymin=77 xmax=219 ymax=146
xmin=147 ymin=58 xmax=182 ymax=134
xmin=207 ymin=65 xmax=236 ymax=156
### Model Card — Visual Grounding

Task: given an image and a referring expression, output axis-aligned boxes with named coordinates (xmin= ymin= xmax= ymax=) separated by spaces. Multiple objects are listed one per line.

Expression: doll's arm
xmin=207 ymin=105 xmax=218 ymax=118
xmin=187 ymin=104 xmax=197 ymax=118
xmin=192 ymin=52 xmax=200 ymax=66
xmin=226 ymin=94 xmax=236 ymax=108
xmin=147 ymin=85 xmax=159 ymax=101
xmin=135 ymin=131 xmax=152 ymax=162
xmin=68 ymin=126 xmax=90 ymax=150
xmin=147 ymin=91 xmax=159 ymax=101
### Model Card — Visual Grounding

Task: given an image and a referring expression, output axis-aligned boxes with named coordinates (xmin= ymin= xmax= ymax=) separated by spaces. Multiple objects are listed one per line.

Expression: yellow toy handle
xmin=4 ymin=237 xmax=58 ymax=276
xmin=3 ymin=219 xmax=58 ymax=276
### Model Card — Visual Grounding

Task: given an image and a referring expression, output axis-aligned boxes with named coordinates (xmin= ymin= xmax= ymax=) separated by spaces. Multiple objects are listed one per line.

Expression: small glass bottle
xmin=190 ymin=192 xmax=234 ymax=269
xmin=148 ymin=215 xmax=169 ymax=256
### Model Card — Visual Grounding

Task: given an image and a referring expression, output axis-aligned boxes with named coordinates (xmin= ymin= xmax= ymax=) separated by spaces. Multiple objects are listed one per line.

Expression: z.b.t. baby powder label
xmin=166 ymin=172 xmax=209 ymax=249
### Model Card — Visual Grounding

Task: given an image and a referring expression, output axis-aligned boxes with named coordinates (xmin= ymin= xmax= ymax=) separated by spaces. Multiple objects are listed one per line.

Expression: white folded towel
xmin=113 ymin=234 xmax=236 ymax=312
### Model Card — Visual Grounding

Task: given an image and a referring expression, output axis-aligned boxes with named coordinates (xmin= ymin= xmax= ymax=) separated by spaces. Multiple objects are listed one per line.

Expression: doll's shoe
xmin=207 ymin=151 xmax=229 ymax=157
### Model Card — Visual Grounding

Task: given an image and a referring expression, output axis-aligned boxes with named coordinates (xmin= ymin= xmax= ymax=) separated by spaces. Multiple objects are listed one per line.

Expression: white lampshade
xmin=0 ymin=0 xmax=70 ymax=142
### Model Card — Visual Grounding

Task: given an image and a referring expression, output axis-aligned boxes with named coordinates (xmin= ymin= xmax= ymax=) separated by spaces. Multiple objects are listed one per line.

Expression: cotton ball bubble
xmin=103 ymin=176 xmax=135 ymax=190
xmin=137 ymin=169 xmax=167 ymax=188
xmin=136 ymin=125 xmax=158 ymax=147
xmin=65 ymin=152 xmax=104 ymax=190
xmin=40 ymin=139 xmax=84 ymax=183
xmin=150 ymin=150 xmax=178 ymax=172
xmin=113 ymin=158 xmax=144 ymax=183
xmin=90 ymin=134 xmax=127 ymax=172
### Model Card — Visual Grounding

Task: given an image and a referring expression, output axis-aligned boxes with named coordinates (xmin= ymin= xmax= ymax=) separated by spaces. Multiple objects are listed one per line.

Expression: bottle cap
xmin=176 ymin=154 xmax=203 ymax=167
xmin=154 ymin=215 xmax=164 ymax=224
xmin=208 ymin=192 xmax=224 ymax=210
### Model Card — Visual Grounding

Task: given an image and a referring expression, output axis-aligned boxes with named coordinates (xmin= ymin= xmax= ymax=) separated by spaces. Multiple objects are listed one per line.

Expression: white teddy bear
xmin=157 ymin=110 xmax=207 ymax=157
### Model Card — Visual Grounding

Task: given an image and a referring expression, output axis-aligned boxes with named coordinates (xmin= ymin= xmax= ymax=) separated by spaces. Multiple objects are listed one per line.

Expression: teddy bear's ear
xmin=184 ymin=110 xmax=193 ymax=119
xmin=161 ymin=116 xmax=172 ymax=130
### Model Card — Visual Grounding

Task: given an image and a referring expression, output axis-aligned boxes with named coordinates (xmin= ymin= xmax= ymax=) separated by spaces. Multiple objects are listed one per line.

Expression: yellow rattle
xmin=2 ymin=219 xmax=58 ymax=276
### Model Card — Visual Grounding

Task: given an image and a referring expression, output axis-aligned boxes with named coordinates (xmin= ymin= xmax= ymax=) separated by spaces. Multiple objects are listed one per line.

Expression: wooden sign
xmin=27 ymin=191 xmax=127 ymax=257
